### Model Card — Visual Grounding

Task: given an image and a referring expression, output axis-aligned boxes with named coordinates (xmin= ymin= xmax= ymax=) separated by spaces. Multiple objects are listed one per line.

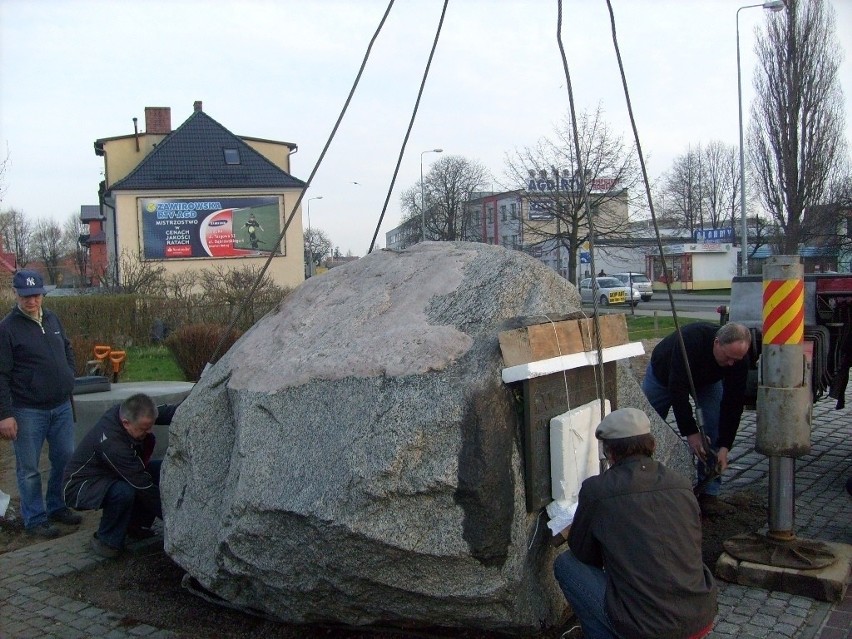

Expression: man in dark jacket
xmin=0 ymin=269 xmax=81 ymax=538
xmin=63 ymin=393 xmax=179 ymax=558
xmin=554 ymin=408 xmax=717 ymax=639
xmin=642 ymin=322 xmax=751 ymax=514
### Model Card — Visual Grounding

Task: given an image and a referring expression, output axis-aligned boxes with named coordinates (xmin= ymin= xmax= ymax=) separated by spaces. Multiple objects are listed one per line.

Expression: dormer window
xmin=223 ymin=148 xmax=241 ymax=165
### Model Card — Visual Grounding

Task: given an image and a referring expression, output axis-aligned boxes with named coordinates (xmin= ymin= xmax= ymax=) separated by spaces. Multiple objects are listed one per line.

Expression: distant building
xmin=89 ymin=101 xmax=307 ymax=289
xmin=79 ymin=204 xmax=106 ymax=286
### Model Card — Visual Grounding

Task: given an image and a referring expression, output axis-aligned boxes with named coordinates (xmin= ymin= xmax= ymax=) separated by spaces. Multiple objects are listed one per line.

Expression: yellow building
xmin=93 ymin=101 xmax=307 ymax=288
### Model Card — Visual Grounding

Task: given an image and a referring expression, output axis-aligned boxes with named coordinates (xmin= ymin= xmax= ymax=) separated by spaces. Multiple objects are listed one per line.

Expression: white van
xmin=612 ymin=273 xmax=653 ymax=301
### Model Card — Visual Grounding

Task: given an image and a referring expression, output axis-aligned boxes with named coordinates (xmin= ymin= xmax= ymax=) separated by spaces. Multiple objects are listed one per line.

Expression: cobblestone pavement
xmin=0 ymin=391 xmax=849 ymax=639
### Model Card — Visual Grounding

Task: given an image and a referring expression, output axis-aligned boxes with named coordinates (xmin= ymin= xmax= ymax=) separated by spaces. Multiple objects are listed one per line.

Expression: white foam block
xmin=550 ymin=399 xmax=610 ymax=502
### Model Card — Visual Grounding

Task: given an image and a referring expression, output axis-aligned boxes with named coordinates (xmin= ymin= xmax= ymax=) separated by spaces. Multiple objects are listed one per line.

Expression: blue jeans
xmin=12 ymin=401 xmax=75 ymax=529
xmin=554 ymin=550 xmax=621 ymax=639
xmin=98 ymin=460 xmax=161 ymax=549
xmin=642 ymin=363 xmax=722 ymax=496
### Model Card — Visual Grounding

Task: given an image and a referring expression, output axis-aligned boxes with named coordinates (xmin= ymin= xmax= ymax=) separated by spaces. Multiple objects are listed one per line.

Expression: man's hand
xmin=686 ymin=433 xmax=710 ymax=461
xmin=716 ymin=447 xmax=730 ymax=472
xmin=0 ymin=417 xmax=17 ymax=441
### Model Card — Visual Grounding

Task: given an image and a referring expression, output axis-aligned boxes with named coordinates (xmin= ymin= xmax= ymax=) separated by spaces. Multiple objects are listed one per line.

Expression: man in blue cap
xmin=0 ymin=269 xmax=81 ymax=538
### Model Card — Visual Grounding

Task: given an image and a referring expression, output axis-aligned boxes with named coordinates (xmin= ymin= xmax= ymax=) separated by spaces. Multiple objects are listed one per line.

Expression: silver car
xmin=579 ymin=277 xmax=640 ymax=306
xmin=613 ymin=272 xmax=653 ymax=301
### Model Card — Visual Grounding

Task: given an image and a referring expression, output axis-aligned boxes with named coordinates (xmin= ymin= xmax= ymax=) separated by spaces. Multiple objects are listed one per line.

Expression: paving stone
xmin=740 ymin=622 xmax=771 ymax=637
xmin=60 ymin=599 xmax=91 ymax=613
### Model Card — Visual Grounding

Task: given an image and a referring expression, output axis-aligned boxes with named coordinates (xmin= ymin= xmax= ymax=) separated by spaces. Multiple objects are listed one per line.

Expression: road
xmin=581 ymin=292 xmax=728 ymax=321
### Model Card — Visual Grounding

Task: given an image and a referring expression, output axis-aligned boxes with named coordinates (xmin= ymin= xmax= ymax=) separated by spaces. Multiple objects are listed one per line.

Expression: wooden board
xmin=498 ymin=315 xmax=629 ymax=368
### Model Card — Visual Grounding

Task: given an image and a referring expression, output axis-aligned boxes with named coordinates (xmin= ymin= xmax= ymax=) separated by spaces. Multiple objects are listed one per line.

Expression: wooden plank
xmin=498 ymin=314 xmax=630 ymax=367
xmin=502 ymin=342 xmax=645 ymax=383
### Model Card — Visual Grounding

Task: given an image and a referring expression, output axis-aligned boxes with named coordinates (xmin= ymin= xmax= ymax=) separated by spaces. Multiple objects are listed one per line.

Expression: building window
xmin=500 ymin=205 xmax=507 ymax=221
xmin=511 ymin=203 xmax=517 ymax=219
xmin=474 ymin=211 xmax=480 ymax=224
xmin=223 ymin=148 xmax=241 ymax=165
xmin=487 ymin=209 xmax=493 ymax=223
xmin=512 ymin=234 xmax=519 ymax=248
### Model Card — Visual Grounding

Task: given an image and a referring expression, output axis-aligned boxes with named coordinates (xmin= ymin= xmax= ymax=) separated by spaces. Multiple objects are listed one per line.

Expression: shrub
xmin=69 ymin=335 xmax=99 ymax=377
xmin=165 ymin=323 xmax=243 ymax=382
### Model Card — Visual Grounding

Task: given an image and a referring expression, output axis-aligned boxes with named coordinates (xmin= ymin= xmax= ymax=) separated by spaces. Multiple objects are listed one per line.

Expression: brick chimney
xmin=144 ymin=107 xmax=171 ymax=134
xmin=193 ymin=100 xmax=203 ymax=112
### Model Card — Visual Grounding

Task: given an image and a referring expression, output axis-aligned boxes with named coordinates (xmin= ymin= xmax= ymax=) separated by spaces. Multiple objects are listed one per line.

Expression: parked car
xmin=612 ymin=272 xmax=653 ymax=301
xmin=579 ymin=277 xmax=640 ymax=306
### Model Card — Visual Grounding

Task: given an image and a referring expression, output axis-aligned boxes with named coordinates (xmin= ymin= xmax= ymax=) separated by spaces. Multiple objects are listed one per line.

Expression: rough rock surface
xmin=161 ymin=241 xmax=690 ymax=633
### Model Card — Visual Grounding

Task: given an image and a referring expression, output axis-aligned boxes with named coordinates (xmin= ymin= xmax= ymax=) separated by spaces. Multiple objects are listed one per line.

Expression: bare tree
xmin=0 ymin=147 xmax=9 ymax=207
xmin=504 ymin=105 xmax=640 ymax=282
xmin=0 ymin=208 xmax=31 ymax=267
xmin=96 ymin=248 xmax=166 ymax=294
xmin=748 ymin=0 xmax=848 ymax=254
xmin=305 ymin=227 xmax=333 ymax=268
xmin=32 ymin=218 xmax=68 ymax=285
xmin=401 ymin=155 xmax=490 ymax=241
xmin=658 ymin=147 xmax=704 ymax=236
xmin=163 ymin=270 xmax=200 ymax=301
xmin=64 ymin=213 xmax=88 ymax=287
xmin=198 ymin=264 xmax=289 ymax=328
xmin=659 ymin=141 xmax=743 ymax=237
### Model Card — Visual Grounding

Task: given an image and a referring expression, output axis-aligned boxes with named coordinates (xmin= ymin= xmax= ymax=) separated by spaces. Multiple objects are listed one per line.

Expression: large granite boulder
xmin=161 ymin=241 xmax=689 ymax=633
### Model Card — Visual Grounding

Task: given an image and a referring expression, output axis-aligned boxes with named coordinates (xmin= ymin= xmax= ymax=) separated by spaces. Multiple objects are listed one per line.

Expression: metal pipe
xmin=768 ymin=457 xmax=795 ymax=539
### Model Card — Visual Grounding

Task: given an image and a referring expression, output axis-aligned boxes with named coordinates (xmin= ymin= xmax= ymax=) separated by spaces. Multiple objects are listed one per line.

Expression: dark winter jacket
xmin=570 ymin=455 xmax=717 ymax=639
xmin=0 ymin=305 xmax=75 ymax=419
xmin=649 ymin=322 xmax=749 ymax=450
xmin=62 ymin=403 xmax=179 ymax=516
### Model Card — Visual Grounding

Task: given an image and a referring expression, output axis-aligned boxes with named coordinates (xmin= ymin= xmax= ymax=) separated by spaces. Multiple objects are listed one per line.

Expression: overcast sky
xmin=1 ymin=0 xmax=850 ymax=256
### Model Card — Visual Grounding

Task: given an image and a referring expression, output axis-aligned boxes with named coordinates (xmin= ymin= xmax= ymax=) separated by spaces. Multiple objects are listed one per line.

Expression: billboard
xmin=140 ymin=197 xmax=283 ymax=260
xmin=528 ymin=200 xmax=554 ymax=220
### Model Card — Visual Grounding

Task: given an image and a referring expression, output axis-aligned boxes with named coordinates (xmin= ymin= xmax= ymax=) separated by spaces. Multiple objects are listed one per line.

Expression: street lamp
xmin=420 ymin=148 xmax=443 ymax=241
xmin=306 ymin=196 xmax=323 ymax=233
xmin=305 ymin=196 xmax=322 ymax=277
xmin=737 ymin=0 xmax=785 ymax=276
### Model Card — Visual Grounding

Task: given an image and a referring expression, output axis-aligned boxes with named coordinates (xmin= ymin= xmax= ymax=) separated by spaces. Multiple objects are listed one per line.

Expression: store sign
xmin=141 ymin=197 xmax=281 ymax=260
xmin=694 ymin=227 xmax=734 ymax=242
xmin=663 ymin=242 xmax=729 ymax=255
xmin=528 ymin=200 xmax=554 ymax=220
xmin=527 ymin=176 xmax=617 ymax=193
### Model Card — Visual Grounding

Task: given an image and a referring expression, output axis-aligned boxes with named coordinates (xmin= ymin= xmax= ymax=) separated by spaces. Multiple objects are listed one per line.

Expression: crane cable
xmin=204 ymin=0 xmax=397 ymax=370
xmin=367 ymin=0 xmax=450 ymax=254
xmin=555 ymin=0 xmax=609 ymax=423
xmin=604 ymin=0 xmax=713 ymax=462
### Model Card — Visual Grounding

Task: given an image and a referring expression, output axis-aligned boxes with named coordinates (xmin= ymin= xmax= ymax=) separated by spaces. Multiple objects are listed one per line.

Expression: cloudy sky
xmin=1 ymin=0 xmax=850 ymax=256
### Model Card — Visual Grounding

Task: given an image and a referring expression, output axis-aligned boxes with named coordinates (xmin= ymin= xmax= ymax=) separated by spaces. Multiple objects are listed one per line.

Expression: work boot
xmin=49 ymin=507 xmax=82 ymax=525
xmin=698 ymin=494 xmax=736 ymax=517
xmin=25 ymin=522 xmax=61 ymax=539
xmin=126 ymin=525 xmax=156 ymax=540
xmin=90 ymin=533 xmax=121 ymax=559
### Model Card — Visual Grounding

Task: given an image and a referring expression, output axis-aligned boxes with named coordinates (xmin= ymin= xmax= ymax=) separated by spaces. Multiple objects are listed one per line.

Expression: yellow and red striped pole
xmin=762 ymin=278 xmax=804 ymax=346
xmin=756 ymin=256 xmax=812 ymax=540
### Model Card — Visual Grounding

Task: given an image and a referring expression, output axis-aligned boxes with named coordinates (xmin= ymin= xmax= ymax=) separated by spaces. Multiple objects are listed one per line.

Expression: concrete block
xmin=716 ymin=540 xmax=852 ymax=602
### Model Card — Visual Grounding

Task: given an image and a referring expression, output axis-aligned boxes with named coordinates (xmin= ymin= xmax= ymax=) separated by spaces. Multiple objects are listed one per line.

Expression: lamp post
xmin=737 ymin=0 xmax=785 ymax=276
xmin=420 ymin=148 xmax=443 ymax=242
xmin=305 ymin=196 xmax=322 ymax=277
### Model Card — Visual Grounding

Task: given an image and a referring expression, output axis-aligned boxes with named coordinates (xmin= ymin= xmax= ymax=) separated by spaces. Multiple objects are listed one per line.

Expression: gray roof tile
xmin=108 ymin=111 xmax=305 ymax=191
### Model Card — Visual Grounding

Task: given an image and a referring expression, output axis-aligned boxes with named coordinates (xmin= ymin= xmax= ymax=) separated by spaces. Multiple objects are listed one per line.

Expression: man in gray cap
xmin=553 ymin=408 xmax=716 ymax=639
xmin=0 ymin=269 xmax=81 ymax=538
